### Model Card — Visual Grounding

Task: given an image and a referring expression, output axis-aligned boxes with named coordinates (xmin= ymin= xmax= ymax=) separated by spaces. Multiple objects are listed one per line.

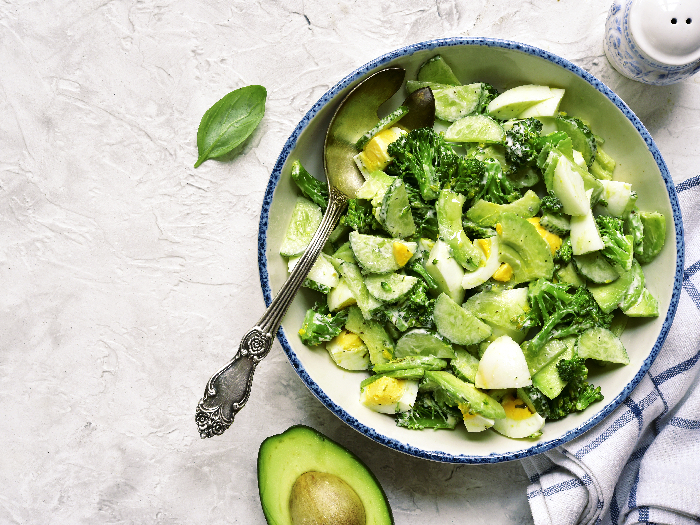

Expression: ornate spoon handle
xmin=195 ymin=189 xmax=347 ymax=438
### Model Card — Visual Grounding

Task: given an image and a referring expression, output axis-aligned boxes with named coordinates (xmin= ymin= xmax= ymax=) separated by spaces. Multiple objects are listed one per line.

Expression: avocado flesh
xmin=258 ymin=425 xmax=393 ymax=525
xmin=498 ymin=212 xmax=554 ymax=284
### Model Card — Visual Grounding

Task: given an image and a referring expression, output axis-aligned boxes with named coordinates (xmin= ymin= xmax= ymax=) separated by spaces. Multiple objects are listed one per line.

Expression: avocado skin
xmin=257 ymin=425 xmax=393 ymax=525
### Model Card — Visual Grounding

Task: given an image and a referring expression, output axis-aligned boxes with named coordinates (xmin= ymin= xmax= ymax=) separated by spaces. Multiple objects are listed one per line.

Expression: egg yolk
xmin=526 ymin=217 xmax=562 ymax=255
xmin=330 ymin=330 xmax=364 ymax=352
xmin=362 ymin=376 xmax=405 ymax=406
xmin=492 ymin=262 xmax=513 ymax=282
xmin=502 ymin=394 xmax=535 ymax=421
xmin=393 ymin=242 xmax=414 ymax=267
xmin=477 ymin=238 xmax=491 ymax=260
xmin=357 ymin=128 xmax=403 ymax=172
xmin=457 ymin=402 xmax=474 ymax=420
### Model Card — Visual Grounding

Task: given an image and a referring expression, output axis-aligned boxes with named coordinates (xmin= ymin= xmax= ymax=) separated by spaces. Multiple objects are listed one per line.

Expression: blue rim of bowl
xmin=257 ymin=37 xmax=684 ymax=463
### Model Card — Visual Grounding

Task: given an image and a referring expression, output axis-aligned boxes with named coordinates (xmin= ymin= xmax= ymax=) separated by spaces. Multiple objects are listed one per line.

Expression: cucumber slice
xmin=355 ymin=106 xmax=410 ymax=150
xmin=522 ymin=337 xmax=575 ymax=377
xmin=433 ymin=293 xmax=492 ymax=346
xmin=349 ymin=231 xmax=417 ymax=274
xmin=587 ymin=260 xmax=641 ymax=313
xmin=577 ymin=327 xmax=630 ymax=365
xmin=288 ymin=252 xmax=340 ymax=291
xmin=335 ymin=261 xmax=383 ymax=320
xmin=364 ymin=273 xmax=418 ymax=303
xmin=451 ymin=347 xmax=480 ymax=383
xmin=417 ymin=55 xmax=461 ymax=85
xmin=394 ymin=329 xmax=455 ymax=359
xmin=279 ymin=197 xmax=322 ymax=257
xmin=462 ymin=287 xmax=530 ymax=344
xmin=539 ymin=213 xmax=571 ymax=236
xmin=487 ymin=85 xmax=556 ymax=120
xmin=444 ymin=115 xmax=505 ymax=143
xmin=532 ymin=341 xmax=575 ymax=399
xmin=573 ymin=252 xmax=620 ymax=284
xmin=332 ymin=241 xmax=356 ymax=263
xmin=433 ymin=85 xmax=484 ymax=122
xmin=379 ymin=178 xmax=416 ymax=238
xmin=345 ymin=306 xmax=394 ymax=365
xmin=556 ymin=262 xmax=586 ymax=288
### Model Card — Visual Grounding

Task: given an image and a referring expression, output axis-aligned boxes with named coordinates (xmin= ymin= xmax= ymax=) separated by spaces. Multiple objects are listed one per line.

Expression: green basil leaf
xmin=194 ymin=85 xmax=266 ymax=168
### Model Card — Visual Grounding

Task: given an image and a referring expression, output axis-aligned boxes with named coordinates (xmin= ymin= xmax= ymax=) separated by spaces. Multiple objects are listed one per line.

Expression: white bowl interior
xmin=262 ymin=41 xmax=681 ymax=462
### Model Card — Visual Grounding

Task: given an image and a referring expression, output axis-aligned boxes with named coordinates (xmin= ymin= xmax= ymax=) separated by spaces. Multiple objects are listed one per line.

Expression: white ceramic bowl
xmin=258 ymin=38 xmax=684 ymax=463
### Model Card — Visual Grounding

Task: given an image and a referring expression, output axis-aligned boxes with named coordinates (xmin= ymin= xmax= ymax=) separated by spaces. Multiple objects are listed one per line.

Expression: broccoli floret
xmin=554 ymin=237 xmax=573 ymax=265
xmin=339 ymin=199 xmax=380 ymax=234
xmin=298 ymin=302 xmax=349 ymax=346
xmin=523 ymin=357 xmax=604 ymax=421
xmin=395 ymin=392 xmax=461 ymax=430
xmin=377 ymin=280 xmax=435 ymax=331
xmin=473 ymin=158 xmax=521 ymax=205
xmin=476 ymin=83 xmax=499 ymax=114
xmin=549 ymin=357 xmax=604 ymax=418
xmin=540 ymin=193 xmax=565 ymax=216
xmin=539 ymin=193 xmax=571 ymax=237
xmin=404 ymin=182 xmax=439 ymax=239
xmin=446 ymin=156 xmax=487 ymax=204
xmin=290 ymin=160 xmax=328 ymax=210
xmin=462 ymin=219 xmax=497 ymax=239
xmin=503 ymin=118 xmax=543 ymax=170
xmin=386 ymin=128 xmax=458 ymax=201
xmin=596 ymin=215 xmax=634 ymax=271
xmin=519 ymin=278 xmax=613 ymax=353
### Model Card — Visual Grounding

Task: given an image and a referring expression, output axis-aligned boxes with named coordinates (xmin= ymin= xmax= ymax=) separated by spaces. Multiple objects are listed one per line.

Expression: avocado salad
xmin=280 ymin=55 xmax=666 ymax=440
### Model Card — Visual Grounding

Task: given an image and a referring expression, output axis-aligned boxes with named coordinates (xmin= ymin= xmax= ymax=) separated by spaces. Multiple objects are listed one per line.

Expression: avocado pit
xmin=289 ymin=471 xmax=366 ymax=525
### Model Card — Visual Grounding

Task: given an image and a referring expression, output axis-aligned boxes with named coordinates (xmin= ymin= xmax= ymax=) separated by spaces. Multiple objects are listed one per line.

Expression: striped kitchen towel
xmin=522 ymin=174 xmax=700 ymax=525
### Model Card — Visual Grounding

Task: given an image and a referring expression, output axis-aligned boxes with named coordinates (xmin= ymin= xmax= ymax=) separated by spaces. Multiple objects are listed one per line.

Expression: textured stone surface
xmin=1 ymin=1 xmax=698 ymax=524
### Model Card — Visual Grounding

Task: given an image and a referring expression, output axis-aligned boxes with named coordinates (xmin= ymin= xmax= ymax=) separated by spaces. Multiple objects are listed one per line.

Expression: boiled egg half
xmin=359 ymin=376 xmax=419 ymax=414
xmin=475 ymin=335 xmax=532 ymax=389
xmin=492 ymin=393 xmax=546 ymax=438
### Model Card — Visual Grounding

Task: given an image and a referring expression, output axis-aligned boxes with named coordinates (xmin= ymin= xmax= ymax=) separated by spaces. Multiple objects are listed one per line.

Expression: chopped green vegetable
xmin=298 ymin=302 xmax=349 ymax=346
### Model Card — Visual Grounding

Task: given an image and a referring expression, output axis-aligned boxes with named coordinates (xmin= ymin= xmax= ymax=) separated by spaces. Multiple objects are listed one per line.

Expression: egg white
xmin=475 ymin=335 xmax=532 ymax=389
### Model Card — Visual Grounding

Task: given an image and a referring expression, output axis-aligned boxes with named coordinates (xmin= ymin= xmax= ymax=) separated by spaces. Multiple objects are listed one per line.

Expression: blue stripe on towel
xmin=675 ymin=174 xmax=700 ymax=193
xmin=668 ymin=416 xmax=700 ymax=430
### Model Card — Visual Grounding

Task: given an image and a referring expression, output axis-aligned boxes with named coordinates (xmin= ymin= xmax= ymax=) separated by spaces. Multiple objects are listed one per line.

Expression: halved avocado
xmin=258 ymin=425 xmax=393 ymax=525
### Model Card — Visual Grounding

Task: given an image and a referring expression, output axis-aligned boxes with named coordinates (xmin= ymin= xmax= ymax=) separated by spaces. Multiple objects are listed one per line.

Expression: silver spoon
xmin=195 ymin=68 xmax=435 ymax=438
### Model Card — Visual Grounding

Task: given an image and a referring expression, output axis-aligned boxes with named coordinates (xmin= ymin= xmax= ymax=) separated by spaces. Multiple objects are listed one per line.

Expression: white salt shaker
xmin=604 ymin=0 xmax=700 ymax=85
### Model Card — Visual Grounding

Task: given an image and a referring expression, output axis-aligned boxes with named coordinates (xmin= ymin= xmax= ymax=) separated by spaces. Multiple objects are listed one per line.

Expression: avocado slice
xmin=258 ymin=425 xmax=393 ymax=525
xmin=498 ymin=212 xmax=554 ymax=284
